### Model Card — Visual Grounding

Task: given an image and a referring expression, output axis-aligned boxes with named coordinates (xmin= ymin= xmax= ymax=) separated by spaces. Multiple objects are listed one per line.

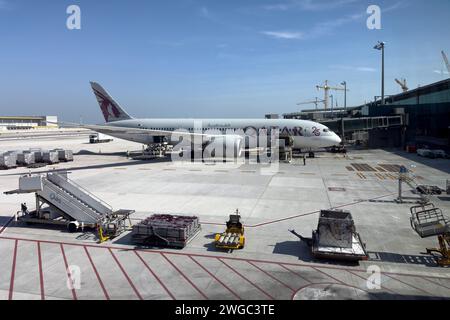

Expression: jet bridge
xmin=5 ymin=171 xmax=133 ymax=238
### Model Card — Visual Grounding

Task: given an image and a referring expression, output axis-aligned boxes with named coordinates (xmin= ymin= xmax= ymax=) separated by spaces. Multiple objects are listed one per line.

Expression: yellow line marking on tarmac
xmin=356 ymin=172 xmax=367 ymax=180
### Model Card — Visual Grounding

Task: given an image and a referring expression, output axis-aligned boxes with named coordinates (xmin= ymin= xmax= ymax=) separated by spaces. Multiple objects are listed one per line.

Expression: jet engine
xmin=203 ymin=135 xmax=244 ymax=158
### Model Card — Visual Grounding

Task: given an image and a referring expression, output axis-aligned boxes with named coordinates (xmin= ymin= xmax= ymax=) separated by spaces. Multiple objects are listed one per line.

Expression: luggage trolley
xmin=410 ymin=203 xmax=450 ymax=266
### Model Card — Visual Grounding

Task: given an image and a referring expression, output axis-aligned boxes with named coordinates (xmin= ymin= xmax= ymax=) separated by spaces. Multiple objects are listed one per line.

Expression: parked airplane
xmin=65 ymin=82 xmax=342 ymax=157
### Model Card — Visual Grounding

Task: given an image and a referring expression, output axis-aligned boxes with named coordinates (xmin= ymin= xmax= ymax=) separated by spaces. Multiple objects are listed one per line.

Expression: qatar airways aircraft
xmin=66 ymin=82 xmax=342 ymax=157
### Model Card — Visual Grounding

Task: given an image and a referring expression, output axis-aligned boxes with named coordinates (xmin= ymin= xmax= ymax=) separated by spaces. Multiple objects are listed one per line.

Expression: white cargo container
xmin=30 ymin=149 xmax=44 ymax=162
xmin=19 ymin=175 xmax=43 ymax=191
xmin=42 ymin=151 xmax=60 ymax=164
xmin=17 ymin=152 xmax=36 ymax=166
xmin=0 ymin=152 xmax=18 ymax=169
xmin=55 ymin=149 xmax=73 ymax=162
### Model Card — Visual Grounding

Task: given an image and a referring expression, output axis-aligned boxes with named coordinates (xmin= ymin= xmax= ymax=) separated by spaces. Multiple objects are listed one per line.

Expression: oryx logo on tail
xmin=90 ymin=81 xmax=133 ymax=123
xmin=94 ymin=88 xmax=120 ymax=122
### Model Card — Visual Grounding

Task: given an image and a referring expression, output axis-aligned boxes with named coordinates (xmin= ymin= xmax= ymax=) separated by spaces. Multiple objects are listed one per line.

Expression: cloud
xmin=331 ymin=65 xmax=377 ymax=72
xmin=384 ymin=1 xmax=409 ymax=13
xmin=263 ymin=0 xmax=358 ymax=12
xmin=199 ymin=6 xmax=210 ymax=18
xmin=261 ymin=31 xmax=304 ymax=39
xmin=308 ymin=12 xmax=363 ymax=38
xmin=433 ymin=70 xmax=449 ymax=75
xmin=261 ymin=1 xmax=406 ymax=41
xmin=263 ymin=3 xmax=291 ymax=11
xmin=357 ymin=67 xmax=377 ymax=72
xmin=261 ymin=12 xmax=362 ymax=41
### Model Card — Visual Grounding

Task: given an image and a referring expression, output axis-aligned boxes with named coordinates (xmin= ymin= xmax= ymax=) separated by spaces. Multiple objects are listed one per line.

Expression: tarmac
xmin=0 ymin=132 xmax=450 ymax=300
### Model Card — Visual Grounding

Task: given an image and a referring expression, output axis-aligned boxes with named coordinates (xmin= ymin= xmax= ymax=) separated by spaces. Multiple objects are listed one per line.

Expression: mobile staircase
xmin=5 ymin=171 xmax=134 ymax=241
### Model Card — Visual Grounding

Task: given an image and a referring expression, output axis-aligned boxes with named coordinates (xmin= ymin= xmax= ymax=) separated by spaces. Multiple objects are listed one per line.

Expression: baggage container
xmin=30 ymin=149 xmax=44 ymax=162
xmin=42 ymin=151 xmax=60 ymax=164
xmin=17 ymin=152 xmax=36 ymax=166
xmin=290 ymin=210 xmax=368 ymax=262
xmin=56 ymin=149 xmax=73 ymax=162
xmin=0 ymin=152 xmax=18 ymax=169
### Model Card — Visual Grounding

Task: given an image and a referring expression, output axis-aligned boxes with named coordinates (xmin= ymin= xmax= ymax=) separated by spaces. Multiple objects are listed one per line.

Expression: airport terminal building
xmin=284 ymin=78 xmax=450 ymax=150
xmin=362 ymin=78 xmax=450 ymax=149
xmin=0 ymin=116 xmax=58 ymax=131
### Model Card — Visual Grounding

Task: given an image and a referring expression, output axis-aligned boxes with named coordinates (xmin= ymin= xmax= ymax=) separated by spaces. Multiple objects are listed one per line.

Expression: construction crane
xmin=395 ymin=78 xmax=409 ymax=92
xmin=442 ymin=51 xmax=450 ymax=74
xmin=297 ymin=97 xmax=325 ymax=110
xmin=316 ymin=80 xmax=348 ymax=110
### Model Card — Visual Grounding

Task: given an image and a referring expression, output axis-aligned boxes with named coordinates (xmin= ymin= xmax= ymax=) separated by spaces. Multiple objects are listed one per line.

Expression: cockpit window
xmin=323 ymin=129 xmax=330 ymax=133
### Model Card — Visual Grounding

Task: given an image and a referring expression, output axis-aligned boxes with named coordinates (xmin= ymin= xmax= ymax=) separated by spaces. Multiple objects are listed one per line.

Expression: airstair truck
xmin=5 ymin=171 xmax=133 ymax=239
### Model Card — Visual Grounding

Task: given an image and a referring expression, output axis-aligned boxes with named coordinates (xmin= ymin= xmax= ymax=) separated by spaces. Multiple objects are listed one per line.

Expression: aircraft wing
xmin=51 ymin=121 xmax=234 ymax=139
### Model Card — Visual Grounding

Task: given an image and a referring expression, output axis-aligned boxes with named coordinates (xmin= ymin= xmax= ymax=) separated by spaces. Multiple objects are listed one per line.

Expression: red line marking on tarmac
xmin=2 ymin=235 xmax=450 ymax=283
xmin=108 ymin=248 xmax=143 ymax=300
xmin=160 ymin=252 xmax=208 ymax=300
xmin=60 ymin=244 xmax=77 ymax=300
xmin=250 ymin=193 xmax=395 ymax=228
xmin=8 ymin=239 xmax=18 ymax=300
xmin=312 ymin=266 xmax=349 ymax=287
xmin=383 ymin=273 xmax=433 ymax=296
xmin=347 ymin=270 xmax=396 ymax=294
xmin=37 ymin=242 xmax=45 ymax=300
xmin=189 ymin=256 xmax=241 ymax=300
xmin=218 ymin=258 xmax=275 ymax=300
xmin=278 ymin=264 xmax=312 ymax=284
xmin=178 ymin=194 xmax=396 ymax=229
xmin=0 ymin=216 xmax=15 ymax=235
xmin=247 ymin=261 xmax=295 ymax=292
xmin=421 ymin=277 xmax=450 ymax=291
xmin=134 ymin=251 xmax=176 ymax=300
xmin=84 ymin=246 xmax=109 ymax=300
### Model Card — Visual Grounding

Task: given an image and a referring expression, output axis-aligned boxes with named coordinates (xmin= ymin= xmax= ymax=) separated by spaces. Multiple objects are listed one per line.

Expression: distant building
xmin=0 ymin=116 xmax=58 ymax=130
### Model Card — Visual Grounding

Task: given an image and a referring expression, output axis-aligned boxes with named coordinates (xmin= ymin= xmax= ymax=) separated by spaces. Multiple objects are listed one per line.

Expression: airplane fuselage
xmin=102 ymin=118 xmax=342 ymax=150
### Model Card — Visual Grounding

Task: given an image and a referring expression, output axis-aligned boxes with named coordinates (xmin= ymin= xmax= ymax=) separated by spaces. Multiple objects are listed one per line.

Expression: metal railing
xmin=42 ymin=180 xmax=101 ymax=223
xmin=49 ymin=172 xmax=113 ymax=213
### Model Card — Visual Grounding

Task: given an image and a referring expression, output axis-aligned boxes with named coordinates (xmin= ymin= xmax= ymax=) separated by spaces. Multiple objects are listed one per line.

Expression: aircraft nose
xmin=334 ymin=134 xmax=342 ymax=145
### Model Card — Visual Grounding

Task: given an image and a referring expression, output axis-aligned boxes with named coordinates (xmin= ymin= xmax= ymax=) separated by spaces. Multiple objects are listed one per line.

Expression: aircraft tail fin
xmin=90 ymin=81 xmax=133 ymax=122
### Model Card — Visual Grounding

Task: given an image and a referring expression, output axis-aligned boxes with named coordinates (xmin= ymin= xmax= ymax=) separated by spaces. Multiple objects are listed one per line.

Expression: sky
xmin=0 ymin=0 xmax=449 ymax=123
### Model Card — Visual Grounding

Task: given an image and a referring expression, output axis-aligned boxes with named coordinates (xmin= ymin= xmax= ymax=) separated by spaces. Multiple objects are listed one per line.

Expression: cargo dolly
xmin=410 ymin=203 xmax=450 ymax=267
xmin=5 ymin=171 xmax=133 ymax=242
xmin=132 ymin=214 xmax=201 ymax=248
xmin=215 ymin=210 xmax=245 ymax=250
xmin=290 ymin=210 xmax=368 ymax=262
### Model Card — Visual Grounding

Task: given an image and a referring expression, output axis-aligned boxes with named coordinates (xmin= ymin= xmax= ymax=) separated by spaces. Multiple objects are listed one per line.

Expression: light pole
xmin=374 ymin=41 xmax=385 ymax=105
xmin=341 ymin=81 xmax=347 ymax=110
